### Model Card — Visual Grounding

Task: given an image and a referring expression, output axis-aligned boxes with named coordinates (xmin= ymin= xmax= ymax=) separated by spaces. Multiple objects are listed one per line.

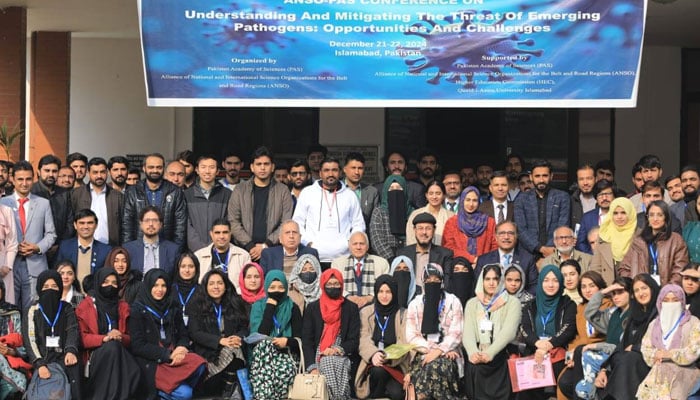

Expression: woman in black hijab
xmin=447 ymin=256 xmax=475 ymax=307
xmin=171 ymin=252 xmax=200 ymax=326
xmin=23 ymin=270 xmax=82 ymax=400
xmin=129 ymin=269 xmax=206 ymax=400
xmin=75 ymin=267 xmax=140 ymax=400
xmin=355 ymin=275 xmax=410 ymax=400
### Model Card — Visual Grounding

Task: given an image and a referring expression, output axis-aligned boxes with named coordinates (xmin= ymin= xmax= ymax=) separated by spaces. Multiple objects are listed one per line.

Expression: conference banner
xmin=138 ymin=0 xmax=647 ymax=107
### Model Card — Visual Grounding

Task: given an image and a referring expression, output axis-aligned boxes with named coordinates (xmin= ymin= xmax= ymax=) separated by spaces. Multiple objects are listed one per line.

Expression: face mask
xmin=424 ymin=281 xmax=442 ymax=299
xmin=299 ymin=272 xmax=317 ymax=284
xmin=268 ymin=291 xmax=285 ymax=301
xmin=324 ymin=287 xmax=342 ymax=299
xmin=99 ymin=285 xmax=119 ymax=299
xmin=393 ymin=270 xmax=411 ymax=307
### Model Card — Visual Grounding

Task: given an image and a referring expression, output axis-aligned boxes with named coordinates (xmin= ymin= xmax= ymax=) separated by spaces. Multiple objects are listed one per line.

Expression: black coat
xmin=120 ymin=180 xmax=187 ymax=247
xmin=395 ymin=244 xmax=454 ymax=288
xmin=302 ymin=299 xmax=360 ymax=371
xmin=187 ymin=304 xmax=249 ymax=362
xmin=520 ymin=295 xmax=577 ymax=354
xmin=23 ymin=301 xmax=80 ymax=368
xmin=30 ymin=182 xmax=75 ymax=242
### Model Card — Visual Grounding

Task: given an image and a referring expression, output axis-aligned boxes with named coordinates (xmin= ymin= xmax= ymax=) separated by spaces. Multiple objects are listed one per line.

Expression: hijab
xmin=173 ymin=253 xmax=200 ymax=309
xmin=289 ymin=254 xmax=322 ymax=304
xmin=104 ymin=247 xmax=131 ymax=298
xmin=93 ymin=267 xmax=120 ymax=335
xmin=474 ymin=264 xmax=508 ymax=313
xmin=381 ymin=175 xmax=412 ymax=236
xmin=448 ymin=256 xmax=474 ymax=307
xmin=505 ymin=264 xmax=527 ymax=298
xmin=249 ymin=270 xmax=294 ymax=337
xmin=37 ymin=269 xmax=63 ymax=320
xmin=319 ymin=269 xmax=344 ymax=352
xmin=421 ymin=263 xmax=444 ymax=336
xmin=535 ymin=264 xmax=564 ymax=338
xmin=136 ymin=269 xmax=174 ymax=345
xmin=598 ymin=197 xmax=637 ymax=261
xmin=372 ymin=275 xmax=399 ymax=346
xmin=651 ymin=284 xmax=691 ymax=350
xmin=457 ymin=186 xmax=489 ymax=255
xmin=390 ymin=256 xmax=416 ymax=308
xmin=622 ymin=274 xmax=660 ymax=347
xmin=239 ymin=262 xmax=265 ymax=304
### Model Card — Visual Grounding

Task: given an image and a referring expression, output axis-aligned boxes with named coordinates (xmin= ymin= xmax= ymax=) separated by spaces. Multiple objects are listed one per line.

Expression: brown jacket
xmin=355 ymin=305 xmax=409 ymax=399
xmin=589 ymin=241 xmax=618 ymax=285
xmin=71 ymin=183 xmax=124 ymax=246
xmin=619 ymin=233 xmax=689 ymax=286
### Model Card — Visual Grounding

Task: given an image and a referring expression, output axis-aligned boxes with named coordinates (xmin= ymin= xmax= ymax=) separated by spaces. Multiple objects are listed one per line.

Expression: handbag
xmin=288 ymin=338 xmax=329 ymax=400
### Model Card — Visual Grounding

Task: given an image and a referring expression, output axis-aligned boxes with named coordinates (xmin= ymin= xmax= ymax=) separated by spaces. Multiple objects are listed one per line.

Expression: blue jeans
xmin=158 ymin=364 xmax=205 ymax=400
xmin=575 ymin=350 xmax=610 ymax=400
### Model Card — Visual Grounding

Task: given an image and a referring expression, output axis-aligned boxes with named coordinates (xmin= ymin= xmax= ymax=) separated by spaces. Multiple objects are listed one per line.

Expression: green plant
xmin=0 ymin=119 xmax=24 ymax=161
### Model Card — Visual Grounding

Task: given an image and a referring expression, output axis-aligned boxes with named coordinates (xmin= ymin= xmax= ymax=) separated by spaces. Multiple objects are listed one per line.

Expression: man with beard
xmin=505 ymin=154 xmax=525 ymax=201
xmin=185 ymin=155 xmax=231 ymax=252
xmin=576 ymin=180 xmax=615 ymax=254
xmin=274 ymin=163 xmax=289 ymax=186
xmin=594 ymin=159 xmax=626 ymax=197
xmin=460 ymin=166 xmax=477 ymax=188
xmin=288 ymin=159 xmax=310 ymax=209
xmin=71 ymin=157 xmax=124 ymax=246
xmin=164 ymin=160 xmax=186 ymax=188
xmin=30 ymin=155 xmax=75 ymax=262
xmin=374 ymin=150 xmax=426 ymax=209
xmin=395 ymin=212 xmax=453 ymax=289
xmin=442 ymin=171 xmax=462 ymax=213
xmin=331 ymin=231 xmax=389 ymax=308
xmin=55 ymin=209 xmax=112 ymax=286
xmin=126 ymin=168 xmax=140 ymax=186
xmin=228 ymin=146 xmax=293 ymax=262
xmin=541 ymin=225 xmax=591 ymax=270
xmin=476 ymin=163 xmax=494 ymax=202
xmin=56 ymin=165 xmax=76 ymax=189
xmin=415 ymin=150 xmax=439 ymax=188
xmin=107 ymin=156 xmax=129 ymax=193
xmin=219 ymin=151 xmax=245 ymax=191
xmin=629 ymin=154 xmax=673 ymax=212
xmin=0 ymin=161 xmax=12 ymax=197
xmin=475 ymin=221 xmax=537 ymax=295
xmin=66 ymin=152 xmax=87 ymax=188
xmin=121 ymin=153 xmax=187 ymax=248
xmin=681 ymin=165 xmax=700 ymax=202
xmin=635 ymin=180 xmax=682 ymax=233
xmin=478 ymin=170 xmax=513 ymax=223
xmin=176 ymin=149 xmax=196 ymax=188
xmin=665 ymin=175 xmax=685 ymax=204
xmin=518 ymin=172 xmax=533 ymax=193
xmin=293 ymin=157 xmax=365 ymax=270
xmin=306 ymin=144 xmax=327 ymax=181
xmin=343 ymin=152 xmax=378 ymax=228
xmin=514 ymin=159 xmax=571 ymax=259
xmin=571 ymin=164 xmax=597 ymax=229
xmin=123 ymin=206 xmax=181 ymax=277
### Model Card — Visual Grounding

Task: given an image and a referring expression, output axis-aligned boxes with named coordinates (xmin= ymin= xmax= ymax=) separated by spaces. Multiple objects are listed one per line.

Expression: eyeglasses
xmin=596 ymin=192 xmax=614 ymax=198
xmin=290 ymin=171 xmax=307 ymax=176
xmin=496 ymin=231 xmax=516 ymax=236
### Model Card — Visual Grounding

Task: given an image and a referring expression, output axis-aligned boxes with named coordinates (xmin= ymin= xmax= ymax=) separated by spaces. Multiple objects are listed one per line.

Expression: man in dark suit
xmin=55 ymin=209 xmax=112 ymax=287
xmin=396 ymin=212 xmax=453 ymax=289
xmin=122 ymin=206 xmax=180 ymax=278
xmin=260 ymin=220 xmax=318 ymax=275
xmin=475 ymin=221 xmax=538 ymax=295
xmin=342 ymin=152 xmax=379 ymax=228
xmin=514 ymin=159 xmax=571 ymax=259
xmin=478 ymin=170 xmax=514 ymax=223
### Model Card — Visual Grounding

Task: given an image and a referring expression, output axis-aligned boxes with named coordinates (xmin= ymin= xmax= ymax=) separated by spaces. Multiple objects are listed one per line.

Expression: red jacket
xmin=75 ymin=296 xmax=131 ymax=364
xmin=441 ymin=215 xmax=497 ymax=264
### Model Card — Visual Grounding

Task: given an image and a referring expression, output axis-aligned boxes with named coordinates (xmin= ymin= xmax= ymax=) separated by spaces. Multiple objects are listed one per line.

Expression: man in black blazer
xmin=395 ymin=212 xmax=453 ymax=289
xmin=478 ymin=171 xmax=514 ymax=223
xmin=259 ymin=220 xmax=319 ymax=275
xmin=122 ymin=206 xmax=181 ymax=278
xmin=475 ymin=221 xmax=538 ymax=295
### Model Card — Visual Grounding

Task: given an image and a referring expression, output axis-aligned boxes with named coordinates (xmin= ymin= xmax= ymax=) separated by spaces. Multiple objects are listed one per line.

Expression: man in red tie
xmin=0 ymin=161 xmax=56 ymax=312
xmin=330 ymin=231 xmax=389 ymax=309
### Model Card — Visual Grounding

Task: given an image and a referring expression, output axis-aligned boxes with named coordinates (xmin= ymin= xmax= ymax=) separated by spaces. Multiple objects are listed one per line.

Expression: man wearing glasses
xmin=541 ymin=226 xmax=592 ymax=271
xmin=288 ymin=160 xmax=311 ymax=211
xmin=475 ymin=221 xmax=538 ymax=295
xmin=576 ymin=179 xmax=615 ymax=254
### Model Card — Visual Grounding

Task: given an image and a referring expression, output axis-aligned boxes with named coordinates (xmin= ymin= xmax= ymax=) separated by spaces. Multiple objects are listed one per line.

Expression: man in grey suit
xmin=343 ymin=152 xmax=378 ymax=228
xmin=1 ymin=161 xmax=56 ymax=312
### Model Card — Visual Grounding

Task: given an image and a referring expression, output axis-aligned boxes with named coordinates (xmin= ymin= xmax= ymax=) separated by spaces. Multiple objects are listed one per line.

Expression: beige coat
xmin=589 ymin=241 xmax=618 ymax=285
xmin=354 ymin=305 xmax=410 ymax=399
xmin=195 ymin=243 xmax=251 ymax=294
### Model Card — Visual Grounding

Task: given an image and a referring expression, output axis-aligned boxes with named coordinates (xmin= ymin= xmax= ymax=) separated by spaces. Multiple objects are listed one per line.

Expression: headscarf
xmin=319 ymin=269 xmax=344 ymax=353
xmin=622 ymin=274 xmax=660 ymax=348
xmin=474 ymin=264 xmax=508 ymax=313
xmin=136 ymin=269 xmax=174 ymax=346
xmin=239 ymin=262 xmax=265 ymax=304
xmin=535 ymin=264 xmax=564 ymax=338
xmin=457 ymin=186 xmax=489 ymax=255
xmin=598 ymin=197 xmax=637 ymax=261
xmin=381 ymin=175 xmax=412 ymax=236
xmin=93 ymin=267 xmax=120 ymax=335
xmin=651 ymin=284 xmax=691 ymax=350
xmin=421 ymin=263 xmax=444 ymax=336
xmin=173 ymin=252 xmax=200 ymax=310
xmin=505 ymin=264 xmax=527 ymax=298
xmin=390 ymin=256 xmax=416 ymax=308
xmin=104 ymin=247 xmax=131 ymax=298
xmin=289 ymin=254 xmax=322 ymax=304
xmin=448 ymin=256 xmax=474 ymax=307
xmin=37 ymin=269 xmax=63 ymax=319
xmin=249 ymin=270 xmax=294 ymax=337
xmin=0 ymin=279 xmax=19 ymax=315
xmin=372 ymin=275 xmax=399 ymax=346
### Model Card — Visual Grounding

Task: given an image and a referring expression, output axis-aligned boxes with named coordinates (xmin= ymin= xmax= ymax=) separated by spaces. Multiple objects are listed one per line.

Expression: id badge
xmin=539 ymin=336 xmax=551 ymax=341
xmin=651 ymin=274 xmax=661 ymax=286
xmin=427 ymin=333 xmax=440 ymax=342
xmin=183 ymin=315 xmax=189 ymax=326
xmin=479 ymin=319 xmax=493 ymax=332
xmin=160 ymin=327 xmax=166 ymax=340
xmin=46 ymin=336 xmax=60 ymax=348
xmin=378 ymin=341 xmax=384 ymax=350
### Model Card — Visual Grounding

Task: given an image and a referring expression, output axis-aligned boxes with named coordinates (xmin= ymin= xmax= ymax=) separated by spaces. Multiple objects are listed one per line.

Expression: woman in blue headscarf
xmin=389 ymin=256 xmax=416 ymax=309
xmin=442 ymin=186 xmax=497 ymax=266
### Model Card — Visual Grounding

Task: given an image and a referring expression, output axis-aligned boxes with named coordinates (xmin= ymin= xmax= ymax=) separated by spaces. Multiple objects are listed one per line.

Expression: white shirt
xmin=90 ymin=184 xmax=109 ymax=244
xmin=492 ymin=199 xmax=508 ymax=221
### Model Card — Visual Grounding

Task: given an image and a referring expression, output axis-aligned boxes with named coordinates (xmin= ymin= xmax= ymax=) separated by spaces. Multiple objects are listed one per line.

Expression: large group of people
xmin=0 ymin=146 xmax=695 ymax=400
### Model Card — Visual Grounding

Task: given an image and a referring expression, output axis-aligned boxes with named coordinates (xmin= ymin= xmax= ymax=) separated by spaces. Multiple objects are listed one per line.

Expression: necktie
xmin=497 ymin=204 xmax=505 ymax=224
xmin=79 ymin=245 xmax=91 ymax=254
xmin=447 ymin=202 xmax=455 ymax=212
xmin=503 ymin=253 xmax=512 ymax=267
xmin=18 ymin=198 xmax=28 ymax=234
xmin=355 ymin=262 xmax=362 ymax=278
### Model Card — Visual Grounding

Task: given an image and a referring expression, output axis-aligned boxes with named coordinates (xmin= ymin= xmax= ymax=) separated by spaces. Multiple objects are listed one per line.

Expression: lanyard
xmin=272 ymin=315 xmax=281 ymax=336
xmin=586 ymin=321 xmax=595 ymax=337
xmin=214 ymin=303 xmax=223 ymax=333
xmin=214 ymin=251 xmax=229 ymax=273
xmin=483 ymin=290 xmax=504 ymax=313
xmin=322 ymin=189 xmax=337 ymax=218
xmin=38 ymin=302 xmax=63 ymax=337
xmin=375 ymin=312 xmax=390 ymax=343
xmin=176 ymin=284 xmax=196 ymax=311
xmin=663 ymin=314 xmax=685 ymax=341
xmin=144 ymin=305 xmax=168 ymax=331
xmin=540 ymin=310 xmax=553 ymax=332
xmin=648 ymin=244 xmax=659 ymax=275
xmin=106 ymin=313 xmax=113 ymax=332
